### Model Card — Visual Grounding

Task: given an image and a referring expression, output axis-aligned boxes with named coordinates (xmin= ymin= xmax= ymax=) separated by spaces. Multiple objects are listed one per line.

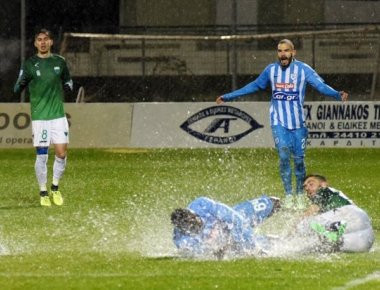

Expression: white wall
xmin=1 ymin=102 xmax=379 ymax=148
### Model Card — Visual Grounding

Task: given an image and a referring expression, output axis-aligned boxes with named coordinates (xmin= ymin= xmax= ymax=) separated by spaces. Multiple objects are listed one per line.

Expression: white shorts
xmin=32 ymin=117 xmax=69 ymax=147
xmin=310 ymin=205 xmax=374 ymax=252
xmin=298 ymin=205 xmax=375 ymax=252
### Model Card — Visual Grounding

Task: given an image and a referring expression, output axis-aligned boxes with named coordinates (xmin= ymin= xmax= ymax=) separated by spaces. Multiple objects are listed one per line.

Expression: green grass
xmin=0 ymin=148 xmax=379 ymax=290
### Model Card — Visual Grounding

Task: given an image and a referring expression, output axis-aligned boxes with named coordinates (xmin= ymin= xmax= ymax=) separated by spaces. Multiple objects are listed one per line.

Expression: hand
xmin=340 ymin=91 xmax=348 ymax=102
xmin=216 ymin=96 xmax=224 ymax=104
xmin=63 ymin=83 xmax=73 ymax=95
xmin=19 ymin=79 xmax=28 ymax=88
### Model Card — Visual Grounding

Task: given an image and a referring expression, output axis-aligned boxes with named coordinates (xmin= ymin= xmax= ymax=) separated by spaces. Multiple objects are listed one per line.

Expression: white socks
xmin=35 ymin=154 xmax=48 ymax=191
xmin=35 ymin=154 xmax=67 ymax=191
xmin=53 ymin=156 xmax=67 ymax=186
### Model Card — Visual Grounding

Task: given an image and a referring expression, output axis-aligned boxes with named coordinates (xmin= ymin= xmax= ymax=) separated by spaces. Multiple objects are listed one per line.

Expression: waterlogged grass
xmin=0 ymin=148 xmax=379 ymax=289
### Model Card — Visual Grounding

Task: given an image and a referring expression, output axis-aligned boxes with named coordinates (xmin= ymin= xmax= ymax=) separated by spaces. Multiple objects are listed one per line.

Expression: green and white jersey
xmin=14 ymin=54 xmax=73 ymax=121
xmin=311 ymin=187 xmax=353 ymax=213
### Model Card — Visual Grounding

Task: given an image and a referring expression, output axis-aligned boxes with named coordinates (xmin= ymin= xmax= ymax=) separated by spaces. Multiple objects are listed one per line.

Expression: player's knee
xmin=36 ymin=147 xmax=49 ymax=155
xmin=294 ymin=156 xmax=305 ymax=166
xmin=55 ymin=148 xmax=67 ymax=159
xmin=55 ymin=152 xmax=67 ymax=159
xmin=294 ymin=156 xmax=305 ymax=175
xmin=278 ymin=147 xmax=291 ymax=161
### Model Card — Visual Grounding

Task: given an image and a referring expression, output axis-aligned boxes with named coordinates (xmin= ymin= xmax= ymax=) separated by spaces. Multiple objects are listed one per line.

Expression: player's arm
xmin=173 ymin=228 xmax=203 ymax=255
xmin=211 ymin=202 xmax=254 ymax=248
xmin=14 ymin=64 xmax=31 ymax=94
xmin=61 ymin=60 xmax=73 ymax=94
xmin=216 ymin=65 xmax=271 ymax=103
xmin=304 ymin=66 xmax=348 ymax=102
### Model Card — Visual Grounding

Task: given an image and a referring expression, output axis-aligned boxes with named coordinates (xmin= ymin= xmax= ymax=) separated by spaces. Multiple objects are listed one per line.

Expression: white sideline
xmin=332 ymin=271 xmax=380 ymax=290
xmin=0 ymin=272 xmax=134 ymax=278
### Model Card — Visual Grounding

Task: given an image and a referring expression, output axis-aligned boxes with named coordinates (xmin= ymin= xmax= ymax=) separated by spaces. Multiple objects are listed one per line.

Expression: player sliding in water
xmin=171 ymin=177 xmax=374 ymax=259
xmin=171 ymin=195 xmax=280 ymax=259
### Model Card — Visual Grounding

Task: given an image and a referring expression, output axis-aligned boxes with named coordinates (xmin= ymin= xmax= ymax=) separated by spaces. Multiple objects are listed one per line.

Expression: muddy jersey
xmin=14 ymin=54 xmax=73 ymax=121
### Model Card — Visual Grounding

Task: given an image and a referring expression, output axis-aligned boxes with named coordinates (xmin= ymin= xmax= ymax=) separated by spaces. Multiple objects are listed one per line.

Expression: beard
xmin=279 ymin=55 xmax=293 ymax=67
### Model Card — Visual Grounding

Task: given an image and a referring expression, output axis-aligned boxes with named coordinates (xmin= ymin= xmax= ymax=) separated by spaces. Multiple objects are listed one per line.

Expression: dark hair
xmin=304 ymin=174 xmax=327 ymax=182
xmin=171 ymin=208 xmax=203 ymax=235
xmin=34 ymin=28 xmax=53 ymax=40
xmin=269 ymin=196 xmax=281 ymax=214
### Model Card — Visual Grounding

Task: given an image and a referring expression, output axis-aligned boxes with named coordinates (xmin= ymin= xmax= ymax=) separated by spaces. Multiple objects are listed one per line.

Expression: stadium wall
xmin=0 ymin=103 xmax=133 ymax=148
xmin=1 ymin=102 xmax=379 ymax=148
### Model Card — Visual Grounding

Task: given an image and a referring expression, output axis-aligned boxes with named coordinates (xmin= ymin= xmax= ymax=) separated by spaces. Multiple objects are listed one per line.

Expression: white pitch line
xmin=0 ymin=272 xmax=137 ymax=278
xmin=332 ymin=271 xmax=380 ymax=290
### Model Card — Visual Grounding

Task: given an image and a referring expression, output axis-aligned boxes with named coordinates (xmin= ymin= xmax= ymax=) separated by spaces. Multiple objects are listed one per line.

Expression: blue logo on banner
xmin=180 ymin=106 xmax=263 ymax=144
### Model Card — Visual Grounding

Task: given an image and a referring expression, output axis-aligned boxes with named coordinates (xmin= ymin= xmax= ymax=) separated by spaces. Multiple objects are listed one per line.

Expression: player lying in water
xmin=301 ymin=174 xmax=375 ymax=253
xmin=171 ymin=179 xmax=374 ymax=258
xmin=170 ymin=195 xmax=280 ymax=258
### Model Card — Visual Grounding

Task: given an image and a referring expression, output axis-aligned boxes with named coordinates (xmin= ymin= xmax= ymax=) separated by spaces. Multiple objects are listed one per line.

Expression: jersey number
xmin=251 ymin=199 xmax=267 ymax=212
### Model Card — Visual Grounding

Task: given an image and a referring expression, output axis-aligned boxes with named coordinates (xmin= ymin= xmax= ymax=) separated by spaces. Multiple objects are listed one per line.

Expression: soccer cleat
xmin=295 ymin=194 xmax=307 ymax=210
xmin=51 ymin=190 xmax=64 ymax=206
xmin=282 ymin=195 xmax=294 ymax=209
xmin=40 ymin=195 xmax=51 ymax=207
xmin=310 ymin=221 xmax=347 ymax=242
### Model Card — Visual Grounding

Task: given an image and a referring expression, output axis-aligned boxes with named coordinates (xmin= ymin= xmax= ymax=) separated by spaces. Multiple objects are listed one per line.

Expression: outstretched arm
xmin=305 ymin=66 xmax=348 ymax=102
xmin=216 ymin=65 xmax=271 ymax=103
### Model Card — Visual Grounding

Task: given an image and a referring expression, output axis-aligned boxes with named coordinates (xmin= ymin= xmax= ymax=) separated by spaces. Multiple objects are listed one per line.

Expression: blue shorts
xmin=271 ymin=125 xmax=308 ymax=157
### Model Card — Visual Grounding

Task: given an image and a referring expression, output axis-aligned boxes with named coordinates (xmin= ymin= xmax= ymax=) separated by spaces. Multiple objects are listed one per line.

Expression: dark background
xmin=0 ymin=0 xmax=379 ymax=102
xmin=0 ymin=0 xmax=119 ymax=102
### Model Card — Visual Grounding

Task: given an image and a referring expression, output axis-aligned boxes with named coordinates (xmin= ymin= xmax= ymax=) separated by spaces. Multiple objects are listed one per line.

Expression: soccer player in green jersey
xmin=301 ymin=174 xmax=374 ymax=252
xmin=14 ymin=28 xmax=73 ymax=207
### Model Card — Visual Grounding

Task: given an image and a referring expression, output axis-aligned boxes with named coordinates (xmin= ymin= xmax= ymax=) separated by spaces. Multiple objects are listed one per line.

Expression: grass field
xmin=0 ymin=148 xmax=379 ymax=290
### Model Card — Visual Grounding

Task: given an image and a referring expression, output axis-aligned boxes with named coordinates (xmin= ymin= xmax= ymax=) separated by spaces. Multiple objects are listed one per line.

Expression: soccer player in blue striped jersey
xmin=216 ymin=39 xmax=348 ymax=209
xmin=171 ymin=195 xmax=279 ymax=258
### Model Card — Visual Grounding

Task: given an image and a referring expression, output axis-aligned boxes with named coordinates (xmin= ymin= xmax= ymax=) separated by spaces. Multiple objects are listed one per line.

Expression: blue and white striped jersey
xmin=173 ymin=196 xmax=275 ymax=256
xmin=173 ymin=197 xmax=254 ymax=255
xmin=222 ymin=60 xmax=341 ymax=129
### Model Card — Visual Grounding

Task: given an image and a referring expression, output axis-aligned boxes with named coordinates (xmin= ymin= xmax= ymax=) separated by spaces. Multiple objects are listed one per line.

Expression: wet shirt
xmin=173 ymin=197 xmax=255 ymax=256
xmin=173 ymin=196 xmax=275 ymax=256
xmin=310 ymin=187 xmax=353 ymax=213
xmin=233 ymin=195 xmax=274 ymax=226
xmin=222 ymin=59 xmax=341 ymax=129
xmin=14 ymin=54 xmax=73 ymax=121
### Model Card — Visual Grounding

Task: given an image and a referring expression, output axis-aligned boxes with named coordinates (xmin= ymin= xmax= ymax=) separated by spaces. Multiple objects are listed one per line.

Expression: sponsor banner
xmin=130 ymin=102 xmax=272 ymax=148
xmin=2 ymin=101 xmax=379 ymax=148
xmin=305 ymin=102 xmax=380 ymax=147
xmin=0 ymin=103 xmax=133 ymax=148
xmin=130 ymin=102 xmax=380 ymax=148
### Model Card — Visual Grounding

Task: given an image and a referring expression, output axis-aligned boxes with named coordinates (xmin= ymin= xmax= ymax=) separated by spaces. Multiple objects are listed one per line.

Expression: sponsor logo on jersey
xmin=180 ymin=105 xmax=263 ymax=144
xmin=273 ymin=91 xmax=299 ymax=101
xmin=275 ymin=83 xmax=295 ymax=89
